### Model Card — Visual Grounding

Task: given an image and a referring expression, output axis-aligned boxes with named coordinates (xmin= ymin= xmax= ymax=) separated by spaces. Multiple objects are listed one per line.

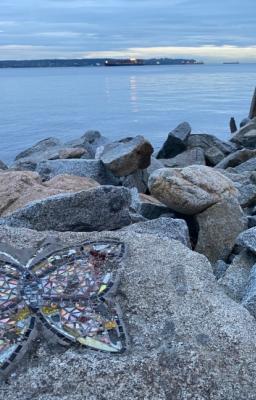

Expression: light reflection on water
xmin=0 ymin=64 xmax=255 ymax=163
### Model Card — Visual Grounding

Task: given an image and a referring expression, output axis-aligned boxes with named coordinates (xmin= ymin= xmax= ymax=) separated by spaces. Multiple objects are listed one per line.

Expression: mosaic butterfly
xmin=0 ymin=239 xmax=127 ymax=378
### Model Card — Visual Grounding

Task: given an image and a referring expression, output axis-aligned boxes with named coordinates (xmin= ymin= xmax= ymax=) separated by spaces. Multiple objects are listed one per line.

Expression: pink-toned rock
xmin=0 ymin=171 xmax=99 ymax=216
xmin=58 ymin=147 xmax=88 ymax=159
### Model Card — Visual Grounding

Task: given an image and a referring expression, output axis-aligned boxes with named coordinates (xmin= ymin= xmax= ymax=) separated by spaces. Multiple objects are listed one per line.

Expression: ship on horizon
xmin=223 ymin=61 xmax=240 ymax=64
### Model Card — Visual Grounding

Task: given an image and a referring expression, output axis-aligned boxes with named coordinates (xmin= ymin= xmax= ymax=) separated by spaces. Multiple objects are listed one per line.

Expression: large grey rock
xmin=217 ymin=170 xmax=256 ymax=208
xmin=213 ymin=260 xmax=229 ymax=280
xmin=2 ymin=227 xmax=256 ymax=399
xmin=139 ymin=193 xmax=172 ymax=219
xmin=156 ymin=122 xmax=191 ymax=159
xmin=238 ymin=184 xmax=256 ymax=208
xmin=231 ymin=157 xmax=256 ymax=174
xmin=131 ymin=191 xmax=173 ymax=220
xmin=147 ymin=157 xmax=164 ymax=176
xmin=0 ymin=160 xmax=8 ymax=170
xmin=1 ymin=186 xmax=133 ymax=232
xmin=100 ymin=136 xmax=153 ymax=177
xmin=15 ymin=137 xmax=62 ymax=162
xmin=231 ymin=118 xmax=256 ymax=148
xmin=148 ymin=165 xmax=238 ymax=215
xmin=215 ymin=149 xmax=256 ymax=169
xmin=204 ymin=146 xmax=225 ymax=166
xmin=121 ymin=169 xmax=149 ymax=193
xmin=242 ymin=264 xmax=256 ymax=318
xmin=187 ymin=133 xmax=237 ymax=155
xmin=195 ymin=199 xmax=246 ymax=263
xmin=219 ymin=250 xmax=256 ymax=302
xmin=121 ymin=217 xmax=191 ymax=248
xmin=159 ymin=147 xmax=205 ymax=168
xmin=248 ymin=216 xmax=256 ymax=228
xmin=236 ymin=227 xmax=256 ymax=255
xmin=36 ymin=159 xmax=119 ymax=185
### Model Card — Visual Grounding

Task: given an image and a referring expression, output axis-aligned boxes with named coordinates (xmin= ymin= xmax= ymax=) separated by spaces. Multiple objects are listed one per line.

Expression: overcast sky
xmin=0 ymin=0 xmax=255 ymax=61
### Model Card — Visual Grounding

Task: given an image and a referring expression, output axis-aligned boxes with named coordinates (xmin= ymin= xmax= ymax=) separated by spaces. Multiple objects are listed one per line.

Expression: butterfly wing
xmin=30 ymin=240 xmax=127 ymax=352
xmin=0 ymin=257 xmax=37 ymax=377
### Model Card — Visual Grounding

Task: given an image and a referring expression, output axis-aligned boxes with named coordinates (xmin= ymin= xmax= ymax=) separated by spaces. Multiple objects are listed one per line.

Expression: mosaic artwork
xmin=0 ymin=240 xmax=127 ymax=378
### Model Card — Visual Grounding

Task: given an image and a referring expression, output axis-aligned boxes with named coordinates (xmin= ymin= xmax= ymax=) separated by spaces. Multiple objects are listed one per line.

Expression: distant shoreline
xmin=0 ymin=58 xmax=204 ymax=69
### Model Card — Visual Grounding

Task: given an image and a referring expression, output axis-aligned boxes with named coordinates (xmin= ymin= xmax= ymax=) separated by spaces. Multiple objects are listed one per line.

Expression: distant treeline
xmin=0 ymin=58 xmax=202 ymax=68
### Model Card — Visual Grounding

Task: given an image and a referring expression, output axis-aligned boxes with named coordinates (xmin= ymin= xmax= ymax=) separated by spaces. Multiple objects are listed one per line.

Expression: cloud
xmin=85 ymin=45 xmax=256 ymax=62
xmin=37 ymin=31 xmax=82 ymax=38
xmin=0 ymin=0 xmax=255 ymax=61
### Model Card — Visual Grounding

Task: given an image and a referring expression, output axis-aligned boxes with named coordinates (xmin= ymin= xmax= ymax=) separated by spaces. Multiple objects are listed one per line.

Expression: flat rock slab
xmin=121 ymin=216 xmax=191 ymax=248
xmin=36 ymin=159 xmax=119 ymax=185
xmin=159 ymin=147 xmax=205 ymax=168
xmin=231 ymin=157 xmax=256 ymax=174
xmin=149 ymin=165 xmax=238 ymax=215
xmin=215 ymin=148 xmax=256 ymax=169
xmin=157 ymin=122 xmax=191 ymax=159
xmin=1 ymin=186 xmax=133 ymax=232
xmin=100 ymin=136 xmax=153 ymax=177
xmin=1 ymin=226 xmax=256 ymax=399
xmin=187 ymin=133 xmax=237 ymax=155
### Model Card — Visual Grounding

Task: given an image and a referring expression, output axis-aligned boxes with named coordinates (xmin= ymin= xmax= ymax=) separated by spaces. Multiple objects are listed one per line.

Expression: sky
xmin=0 ymin=0 xmax=255 ymax=62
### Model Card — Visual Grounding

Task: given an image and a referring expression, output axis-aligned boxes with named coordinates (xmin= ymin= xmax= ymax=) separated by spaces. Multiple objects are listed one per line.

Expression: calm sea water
xmin=0 ymin=64 xmax=255 ymax=164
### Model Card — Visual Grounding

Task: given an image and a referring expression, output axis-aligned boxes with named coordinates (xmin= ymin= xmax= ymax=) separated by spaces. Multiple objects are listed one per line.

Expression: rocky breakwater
xmin=0 ymin=118 xmax=256 ymax=399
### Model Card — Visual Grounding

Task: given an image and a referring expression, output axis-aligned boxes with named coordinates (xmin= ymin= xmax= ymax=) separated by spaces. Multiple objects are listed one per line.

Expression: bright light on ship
xmin=130 ymin=58 xmax=137 ymax=62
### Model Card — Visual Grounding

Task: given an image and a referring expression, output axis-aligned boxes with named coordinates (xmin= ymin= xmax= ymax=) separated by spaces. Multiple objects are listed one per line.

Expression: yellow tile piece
xmin=104 ymin=321 xmax=117 ymax=330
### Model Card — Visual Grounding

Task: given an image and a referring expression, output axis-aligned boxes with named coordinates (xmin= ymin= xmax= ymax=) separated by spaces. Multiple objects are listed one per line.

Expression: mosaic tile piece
xmin=0 ymin=240 xmax=126 ymax=378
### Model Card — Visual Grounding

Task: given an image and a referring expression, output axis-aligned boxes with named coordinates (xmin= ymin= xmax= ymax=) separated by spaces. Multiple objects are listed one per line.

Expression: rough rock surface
xmin=204 ymin=146 xmax=225 ymax=166
xmin=121 ymin=169 xmax=149 ymax=193
xmin=195 ymin=199 xmax=246 ymax=263
xmin=147 ymin=157 xmax=164 ymax=176
xmin=218 ymin=170 xmax=256 ymax=208
xmin=0 ymin=171 xmax=99 ymax=216
xmin=215 ymin=148 xmax=256 ymax=169
xmin=121 ymin=216 xmax=191 ymax=248
xmin=159 ymin=147 xmax=205 ymax=168
xmin=148 ymin=165 xmax=238 ymax=215
xmin=0 ymin=160 xmax=8 ymax=170
xmin=36 ymin=159 xmax=119 ymax=185
xmin=187 ymin=133 xmax=237 ymax=155
xmin=242 ymin=264 xmax=256 ymax=318
xmin=231 ymin=157 xmax=256 ymax=174
xmin=100 ymin=136 xmax=153 ymax=177
xmin=219 ymin=250 xmax=256 ymax=302
xmin=236 ymin=227 xmax=256 ymax=255
xmin=1 ymin=227 xmax=256 ymax=399
xmin=0 ymin=170 xmax=41 ymax=216
xmin=1 ymin=186 xmax=133 ymax=232
xmin=231 ymin=118 xmax=256 ymax=148
xmin=156 ymin=122 xmax=191 ymax=159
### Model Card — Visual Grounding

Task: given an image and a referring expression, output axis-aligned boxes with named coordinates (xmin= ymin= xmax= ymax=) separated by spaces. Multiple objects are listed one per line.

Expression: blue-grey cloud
xmin=0 ymin=0 xmax=255 ymax=61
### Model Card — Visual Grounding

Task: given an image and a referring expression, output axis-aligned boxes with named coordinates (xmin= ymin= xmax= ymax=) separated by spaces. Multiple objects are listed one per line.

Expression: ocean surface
xmin=0 ymin=63 xmax=255 ymax=164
